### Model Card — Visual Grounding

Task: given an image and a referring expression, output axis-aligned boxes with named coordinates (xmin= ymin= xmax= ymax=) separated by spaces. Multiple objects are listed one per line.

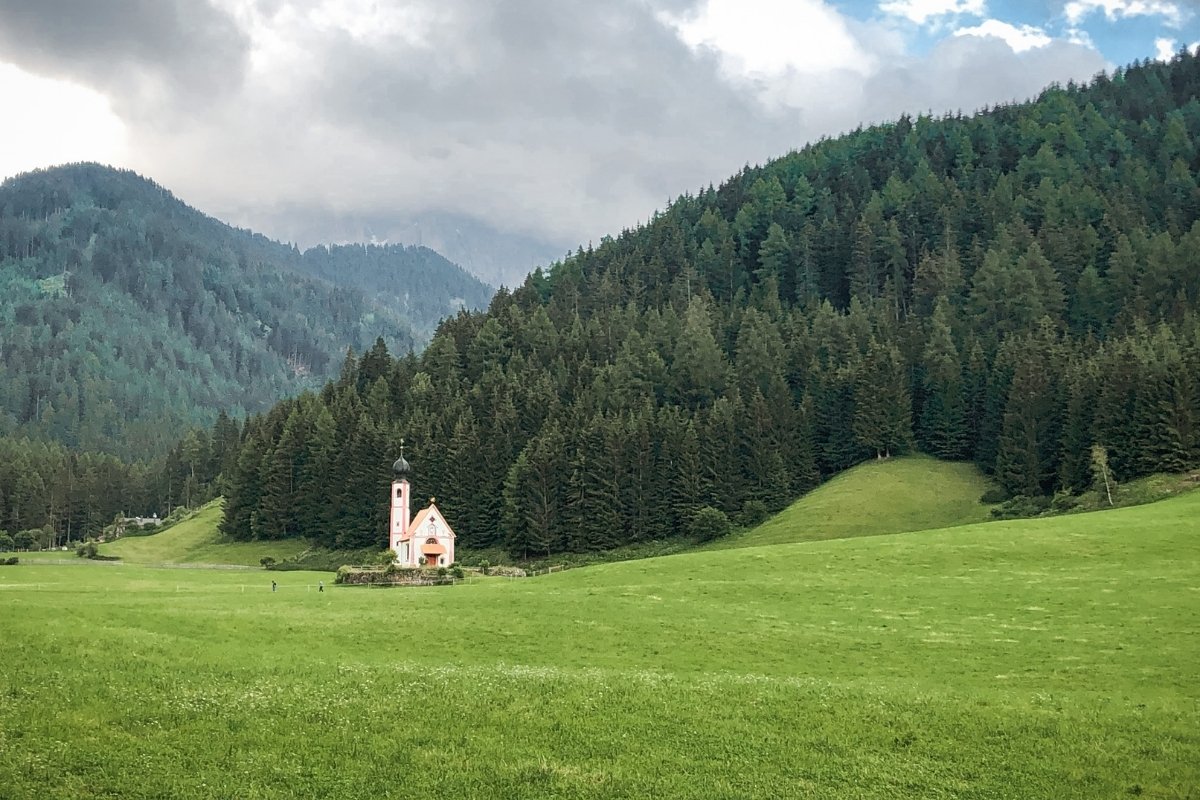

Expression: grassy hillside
xmin=717 ymin=455 xmax=996 ymax=549
xmin=101 ymin=500 xmax=307 ymax=566
xmin=2 ymin=492 xmax=1197 ymax=798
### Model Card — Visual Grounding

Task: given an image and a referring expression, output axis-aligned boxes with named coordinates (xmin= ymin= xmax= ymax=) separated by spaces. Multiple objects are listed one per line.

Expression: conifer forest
xmin=5 ymin=53 xmax=1200 ymax=554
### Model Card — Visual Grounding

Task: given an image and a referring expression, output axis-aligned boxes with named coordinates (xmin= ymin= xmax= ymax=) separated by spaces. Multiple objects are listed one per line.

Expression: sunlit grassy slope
xmin=2 ymin=492 xmax=1198 ymax=798
xmin=718 ymin=455 xmax=996 ymax=549
xmin=101 ymin=499 xmax=308 ymax=566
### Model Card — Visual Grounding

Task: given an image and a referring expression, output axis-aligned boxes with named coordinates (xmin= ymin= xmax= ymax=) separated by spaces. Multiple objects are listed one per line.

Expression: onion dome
xmin=392 ymin=439 xmax=412 ymax=478
xmin=392 ymin=455 xmax=412 ymax=478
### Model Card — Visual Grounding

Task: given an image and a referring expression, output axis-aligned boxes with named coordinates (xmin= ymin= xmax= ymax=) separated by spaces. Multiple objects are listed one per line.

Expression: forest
xmin=6 ymin=52 xmax=1200 ymax=553
xmin=218 ymin=51 xmax=1200 ymax=557
xmin=0 ymin=164 xmax=492 ymax=461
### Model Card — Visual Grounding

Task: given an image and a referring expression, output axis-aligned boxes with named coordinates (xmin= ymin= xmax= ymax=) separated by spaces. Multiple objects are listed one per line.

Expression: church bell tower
xmin=390 ymin=440 xmax=413 ymax=562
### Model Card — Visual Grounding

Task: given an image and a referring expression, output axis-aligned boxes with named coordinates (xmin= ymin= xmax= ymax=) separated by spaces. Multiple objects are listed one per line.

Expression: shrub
xmin=13 ymin=530 xmax=36 ymax=551
xmin=980 ymin=487 xmax=1010 ymax=504
xmin=479 ymin=559 xmax=491 ymax=576
xmin=437 ymin=566 xmax=448 ymax=577
xmin=1 ymin=557 xmax=18 ymax=566
xmin=739 ymin=499 xmax=770 ymax=528
xmin=990 ymin=495 xmax=1052 ymax=520
xmin=376 ymin=549 xmax=397 ymax=567
xmin=76 ymin=540 xmax=99 ymax=559
xmin=260 ymin=556 xmax=276 ymax=569
xmin=1050 ymin=492 xmax=1080 ymax=512
xmin=690 ymin=506 xmax=732 ymax=542
xmin=0 ymin=532 xmax=13 ymax=552
xmin=450 ymin=566 xmax=465 ymax=579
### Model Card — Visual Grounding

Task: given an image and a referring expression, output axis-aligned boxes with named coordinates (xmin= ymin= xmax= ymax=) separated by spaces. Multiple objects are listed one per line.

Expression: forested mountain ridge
xmin=296 ymin=242 xmax=494 ymax=335
xmin=0 ymin=163 xmax=492 ymax=459
xmin=220 ymin=52 xmax=1200 ymax=556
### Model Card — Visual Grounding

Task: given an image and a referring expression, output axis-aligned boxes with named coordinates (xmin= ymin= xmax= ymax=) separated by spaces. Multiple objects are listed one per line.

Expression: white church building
xmin=389 ymin=445 xmax=456 ymax=567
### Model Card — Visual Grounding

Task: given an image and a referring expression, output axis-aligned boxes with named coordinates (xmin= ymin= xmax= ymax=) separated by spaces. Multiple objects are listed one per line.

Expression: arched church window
xmin=396 ymin=487 xmax=402 ymax=498
xmin=425 ymin=537 xmax=438 ymax=545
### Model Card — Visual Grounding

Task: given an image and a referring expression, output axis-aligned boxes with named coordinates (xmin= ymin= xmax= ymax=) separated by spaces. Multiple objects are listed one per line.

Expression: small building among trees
xmin=388 ymin=445 xmax=456 ymax=567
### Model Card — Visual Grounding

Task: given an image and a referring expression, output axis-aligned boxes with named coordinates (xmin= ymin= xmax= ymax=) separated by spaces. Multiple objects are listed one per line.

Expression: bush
xmin=690 ymin=506 xmax=732 ymax=542
xmin=479 ymin=559 xmax=491 ymax=576
xmin=267 ymin=546 xmax=378 ymax=572
xmin=0 ymin=532 xmax=13 ymax=552
xmin=1 ymin=557 xmax=18 ymax=566
xmin=450 ymin=566 xmax=465 ymax=579
xmin=76 ymin=540 xmax=99 ymax=559
xmin=739 ymin=499 xmax=770 ymax=528
xmin=980 ymin=487 xmax=1010 ymax=504
xmin=1050 ymin=491 xmax=1080 ymax=512
xmin=260 ymin=556 xmax=276 ymax=569
xmin=990 ymin=495 xmax=1052 ymax=520
xmin=377 ymin=549 xmax=397 ymax=567
xmin=13 ymin=530 xmax=36 ymax=551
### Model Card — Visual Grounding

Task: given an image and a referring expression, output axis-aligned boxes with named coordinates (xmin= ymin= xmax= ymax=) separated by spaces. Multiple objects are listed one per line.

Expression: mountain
xmin=222 ymin=205 xmax=567 ymax=288
xmin=217 ymin=51 xmax=1200 ymax=556
xmin=0 ymin=163 xmax=492 ymax=459
xmin=295 ymin=242 xmax=494 ymax=333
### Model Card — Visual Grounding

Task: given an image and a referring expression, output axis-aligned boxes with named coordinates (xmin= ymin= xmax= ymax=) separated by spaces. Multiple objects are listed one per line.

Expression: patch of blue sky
xmin=830 ymin=0 xmax=1198 ymax=66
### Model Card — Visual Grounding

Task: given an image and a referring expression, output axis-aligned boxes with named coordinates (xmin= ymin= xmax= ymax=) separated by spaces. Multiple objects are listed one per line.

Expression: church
xmin=389 ymin=445 xmax=456 ymax=567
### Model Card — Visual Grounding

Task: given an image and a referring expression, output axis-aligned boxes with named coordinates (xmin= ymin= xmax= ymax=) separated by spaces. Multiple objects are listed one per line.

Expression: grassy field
xmin=100 ymin=499 xmax=308 ymax=566
xmin=716 ymin=455 xmax=996 ymax=549
xmin=2 ymin=489 xmax=1197 ymax=798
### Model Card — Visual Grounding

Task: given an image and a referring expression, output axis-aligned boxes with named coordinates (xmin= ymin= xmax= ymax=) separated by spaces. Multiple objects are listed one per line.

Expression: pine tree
xmin=563 ymin=414 xmax=622 ymax=551
xmin=671 ymin=296 xmax=729 ymax=409
xmin=1057 ymin=357 xmax=1099 ymax=492
xmin=853 ymin=339 xmax=914 ymax=458
xmin=918 ymin=299 xmax=968 ymax=459
xmin=995 ymin=330 xmax=1062 ymax=496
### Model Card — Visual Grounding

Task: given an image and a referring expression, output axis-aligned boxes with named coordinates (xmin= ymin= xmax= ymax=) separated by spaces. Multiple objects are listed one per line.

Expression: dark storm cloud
xmin=0 ymin=0 xmax=248 ymax=100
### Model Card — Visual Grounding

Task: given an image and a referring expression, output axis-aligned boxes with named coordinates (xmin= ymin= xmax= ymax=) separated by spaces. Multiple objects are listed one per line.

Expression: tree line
xmin=0 ymin=413 xmax=237 ymax=547
xmin=216 ymin=52 xmax=1200 ymax=557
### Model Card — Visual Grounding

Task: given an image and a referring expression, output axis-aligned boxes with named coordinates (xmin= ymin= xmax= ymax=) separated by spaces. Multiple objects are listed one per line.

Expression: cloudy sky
xmin=0 ymin=0 xmax=1195 ymax=276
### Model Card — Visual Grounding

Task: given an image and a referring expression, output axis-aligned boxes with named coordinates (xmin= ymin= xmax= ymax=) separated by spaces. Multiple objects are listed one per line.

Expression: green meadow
xmin=717 ymin=455 xmax=997 ymax=549
xmin=2 ymin=491 xmax=1199 ymax=798
xmin=101 ymin=499 xmax=309 ymax=567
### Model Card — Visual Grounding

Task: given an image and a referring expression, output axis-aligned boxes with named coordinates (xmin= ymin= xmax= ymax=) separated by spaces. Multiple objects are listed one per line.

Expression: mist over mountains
xmin=222 ymin=206 xmax=567 ymax=289
xmin=0 ymin=163 xmax=493 ymax=458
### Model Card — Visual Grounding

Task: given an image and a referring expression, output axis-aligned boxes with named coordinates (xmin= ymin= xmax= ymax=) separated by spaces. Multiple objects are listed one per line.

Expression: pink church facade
xmin=389 ymin=447 xmax=456 ymax=567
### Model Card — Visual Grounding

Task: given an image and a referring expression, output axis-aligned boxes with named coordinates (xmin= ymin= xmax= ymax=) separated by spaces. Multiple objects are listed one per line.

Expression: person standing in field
xmin=271 ymin=581 xmax=277 ymax=592
xmin=318 ymin=581 xmax=324 ymax=592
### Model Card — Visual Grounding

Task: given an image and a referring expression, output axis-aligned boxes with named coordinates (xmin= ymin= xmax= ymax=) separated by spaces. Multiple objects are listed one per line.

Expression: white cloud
xmin=1064 ymin=26 xmax=1096 ymax=48
xmin=879 ymin=0 xmax=986 ymax=25
xmin=1156 ymin=37 xmax=1177 ymax=60
xmin=0 ymin=62 xmax=127 ymax=180
xmin=1063 ymin=0 xmax=1185 ymax=27
xmin=0 ymin=0 xmax=1112 ymax=258
xmin=954 ymin=19 xmax=1052 ymax=52
xmin=660 ymin=0 xmax=871 ymax=77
